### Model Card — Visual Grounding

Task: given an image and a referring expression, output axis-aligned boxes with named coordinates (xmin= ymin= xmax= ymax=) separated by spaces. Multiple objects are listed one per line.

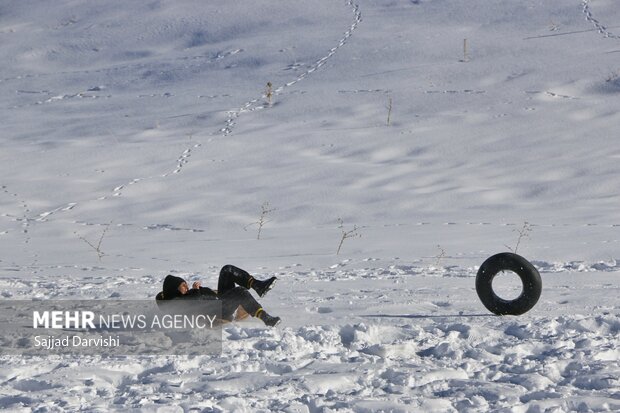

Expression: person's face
xmin=178 ymin=282 xmax=189 ymax=295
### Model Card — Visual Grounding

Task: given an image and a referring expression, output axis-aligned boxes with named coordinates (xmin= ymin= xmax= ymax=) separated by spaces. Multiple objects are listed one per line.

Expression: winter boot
xmin=255 ymin=308 xmax=281 ymax=327
xmin=251 ymin=276 xmax=277 ymax=297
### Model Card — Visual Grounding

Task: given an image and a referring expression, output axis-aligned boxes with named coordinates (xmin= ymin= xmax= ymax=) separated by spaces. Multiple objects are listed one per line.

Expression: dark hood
xmin=162 ymin=275 xmax=186 ymax=299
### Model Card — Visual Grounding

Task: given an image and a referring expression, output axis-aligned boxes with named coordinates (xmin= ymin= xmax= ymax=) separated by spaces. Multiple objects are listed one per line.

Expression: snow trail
xmin=582 ymin=0 xmax=620 ymax=39
xmin=16 ymin=0 xmax=363 ymax=233
xmin=219 ymin=0 xmax=362 ymax=136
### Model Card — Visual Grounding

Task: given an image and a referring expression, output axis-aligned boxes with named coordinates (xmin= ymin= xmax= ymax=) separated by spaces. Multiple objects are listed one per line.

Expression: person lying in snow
xmin=155 ymin=265 xmax=280 ymax=326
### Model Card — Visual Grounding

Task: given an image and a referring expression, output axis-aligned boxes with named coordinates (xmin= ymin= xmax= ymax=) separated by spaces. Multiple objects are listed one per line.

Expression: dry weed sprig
xmin=75 ymin=221 xmax=112 ymax=261
xmin=505 ymin=221 xmax=532 ymax=254
xmin=244 ymin=202 xmax=276 ymax=240
xmin=435 ymin=244 xmax=446 ymax=267
xmin=265 ymin=82 xmax=273 ymax=105
xmin=337 ymin=218 xmax=361 ymax=255
xmin=459 ymin=38 xmax=469 ymax=62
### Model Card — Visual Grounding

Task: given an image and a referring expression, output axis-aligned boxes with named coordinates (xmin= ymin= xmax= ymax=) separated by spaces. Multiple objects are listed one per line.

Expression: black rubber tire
xmin=476 ymin=252 xmax=542 ymax=316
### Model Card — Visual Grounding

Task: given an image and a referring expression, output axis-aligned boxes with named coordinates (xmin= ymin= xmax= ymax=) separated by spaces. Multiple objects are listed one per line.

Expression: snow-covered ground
xmin=1 ymin=0 xmax=620 ymax=411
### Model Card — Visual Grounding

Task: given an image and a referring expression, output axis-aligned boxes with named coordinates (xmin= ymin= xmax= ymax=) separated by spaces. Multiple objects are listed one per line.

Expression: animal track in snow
xmin=0 ymin=185 xmax=42 ymax=272
xmin=9 ymin=91 xmax=112 ymax=110
xmin=338 ymin=89 xmax=389 ymax=94
xmin=1 ymin=185 xmax=31 ymax=241
xmin=0 ymin=49 xmax=245 ymax=85
xmin=526 ymin=90 xmax=579 ymax=100
xmin=143 ymin=224 xmax=205 ymax=233
xmin=107 ymin=0 xmax=362 ymax=194
xmin=34 ymin=203 xmax=77 ymax=222
xmin=545 ymin=91 xmax=579 ymax=100
xmin=424 ymin=89 xmax=485 ymax=95
xmin=582 ymin=0 xmax=620 ymax=39
xmin=221 ymin=0 xmax=361 ymax=138
xmin=198 ymin=94 xmax=232 ymax=99
xmin=15 ymin=1 xmax=364 ymax=245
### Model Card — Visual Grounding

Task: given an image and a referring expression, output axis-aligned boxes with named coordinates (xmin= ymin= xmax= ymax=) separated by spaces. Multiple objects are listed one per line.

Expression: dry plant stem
xmin=337 ymin=218 xmax=360 ymax=255
xmin=75 ymin=221 xmax=112 ymax=261
xmin=436 ymin=244 xmax=446 ymax=267
xmin=505 ymin=221 xmax=532 ymax=254
xmin=460 ymin=38 xmax=469 ymax=62
xmin=265 ymin=82 xmax=273 ymax=105
xmin=245 ymin=202 xmax=276 ymax=240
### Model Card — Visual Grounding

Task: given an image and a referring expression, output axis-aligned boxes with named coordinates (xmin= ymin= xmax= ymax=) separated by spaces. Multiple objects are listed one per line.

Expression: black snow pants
xmin=217 ymin=265 xmax=262 ymax=320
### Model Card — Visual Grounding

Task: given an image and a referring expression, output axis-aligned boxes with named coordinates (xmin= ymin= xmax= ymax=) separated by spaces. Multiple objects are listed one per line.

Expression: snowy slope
xmin=1 ymin=0 xmax=620 ymax=411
